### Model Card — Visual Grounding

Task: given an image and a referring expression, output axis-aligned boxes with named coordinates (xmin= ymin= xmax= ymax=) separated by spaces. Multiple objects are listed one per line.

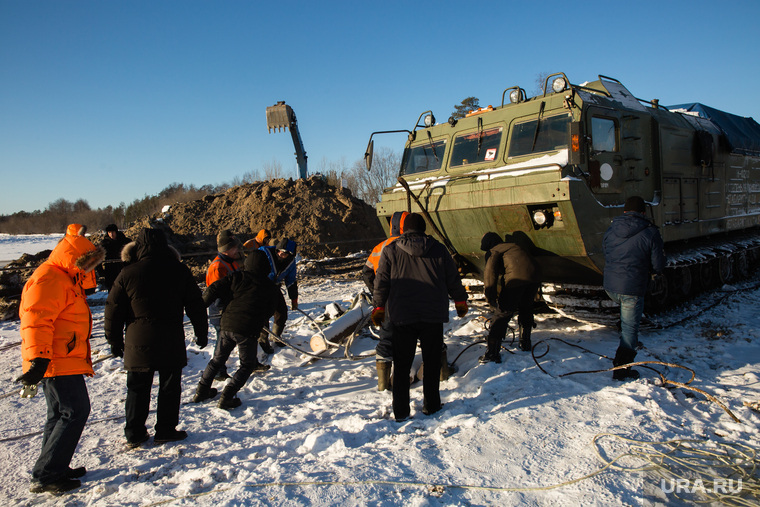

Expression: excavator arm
xmin=266 ymin=101 xmax=308 ymax=179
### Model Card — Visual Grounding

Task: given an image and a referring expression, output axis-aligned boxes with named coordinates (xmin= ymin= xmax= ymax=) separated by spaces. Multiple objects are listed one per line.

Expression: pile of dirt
xmin=0 ymin=177 xmax=386 ymax=320
xmin=126 ymin=176 xmax=385 ymax=258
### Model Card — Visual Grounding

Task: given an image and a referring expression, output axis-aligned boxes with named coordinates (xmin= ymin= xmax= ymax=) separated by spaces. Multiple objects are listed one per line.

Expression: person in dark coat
xmin=603 ymin=196 xmax=665 ymax=381
xmin=97 ymin=224 xmax=131 ymax=291
xmin=193 ymin=250 xmax=279 ymax=409
xmin=479 ymin=232 xmax=542 ymax=363
xmin=104 ymin=228 xmax=208 ymax=447
xmin=257 ymin=238 xmax=299 ymax=354
xmin=372 ymin=213 xmax=468 ymax=421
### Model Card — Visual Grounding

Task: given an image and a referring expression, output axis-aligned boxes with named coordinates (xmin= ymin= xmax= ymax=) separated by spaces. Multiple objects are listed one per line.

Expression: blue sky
xmin=2 ymin=0 xmax=759 ymax=215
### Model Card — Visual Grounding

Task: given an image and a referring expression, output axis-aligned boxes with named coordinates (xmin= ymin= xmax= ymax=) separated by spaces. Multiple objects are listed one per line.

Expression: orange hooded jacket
xmin=66 ymin=223 xmax=97 ymax=291
xmin=242 ymin=228 xmax=272 ymax=251
xmin=19 ymin=226 xmax=105 ymax=377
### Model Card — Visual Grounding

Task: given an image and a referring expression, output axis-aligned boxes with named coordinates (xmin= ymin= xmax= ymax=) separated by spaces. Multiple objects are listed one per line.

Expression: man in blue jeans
xmin=603 ymin=196 xmax=665 ymax=380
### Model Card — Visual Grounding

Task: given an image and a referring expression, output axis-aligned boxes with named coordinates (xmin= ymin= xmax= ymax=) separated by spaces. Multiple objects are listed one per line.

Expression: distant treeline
xmin=0 ymin=149 xmax=400 ymax=234
xmin=0 ymin=183 xmax=222 ymax=234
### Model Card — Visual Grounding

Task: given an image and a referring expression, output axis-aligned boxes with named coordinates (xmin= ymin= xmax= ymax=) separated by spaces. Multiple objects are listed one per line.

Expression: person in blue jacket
xmin=603 ymin=196 xmax=665 ymax=381
xmin=258 ymin=238 xmax=298 ymax=353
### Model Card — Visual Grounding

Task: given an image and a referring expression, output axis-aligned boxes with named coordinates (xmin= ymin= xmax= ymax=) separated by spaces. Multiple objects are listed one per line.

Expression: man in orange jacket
xmin=17 ymin=225 xmax=105 ymax=495
xmin=362 ymin=211 xmax=407 ymax=391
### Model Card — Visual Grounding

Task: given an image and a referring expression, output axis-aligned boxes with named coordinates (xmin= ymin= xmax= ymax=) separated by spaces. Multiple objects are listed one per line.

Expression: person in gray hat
xmin=205 ymin=230 xmax=243 ymax=380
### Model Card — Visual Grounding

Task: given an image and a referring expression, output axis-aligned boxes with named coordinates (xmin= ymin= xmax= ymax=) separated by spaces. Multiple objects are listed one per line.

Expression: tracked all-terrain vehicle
xmin=364 ymin=74 xmax=760 ymax=322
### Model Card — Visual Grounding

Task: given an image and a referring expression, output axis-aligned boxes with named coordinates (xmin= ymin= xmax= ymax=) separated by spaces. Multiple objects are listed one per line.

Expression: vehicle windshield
xmin=508 ymin=114 xmax=570 ymax=158
xmin=450 ymin=127 xmax=503 ymax=167
xmin=400 ymin=139 xmax=447 ymax=176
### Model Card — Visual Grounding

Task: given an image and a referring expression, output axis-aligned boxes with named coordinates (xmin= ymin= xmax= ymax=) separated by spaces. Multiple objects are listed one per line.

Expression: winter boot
xmin=376 ymin=360 xmax=391 ymax=391
xmin=519 ymin=324 xmax=532 ymax=352
xmin=192 ymin=383 xmax=218 ymax=403
xmin=439 ymin=344 xmax=451 ymax=381
xmin=271 ymin=323 xmax=285 ymax=346
xmin=251 ymin=361 xmax=271 ymax=373
xmin=154 ymin=429 xmax=188 ymax=444
xmin=478 ymin=349 xmax=502 ymax=364
xmin=612 ymin=347 xmax=640 ymax=381
xmin=30 ymin=478 xmax=81 ymax=494
xmin=258 ymin=329 xmax=274 ymax=355
xmin=218 ymin=387 xmax=242 ymax=410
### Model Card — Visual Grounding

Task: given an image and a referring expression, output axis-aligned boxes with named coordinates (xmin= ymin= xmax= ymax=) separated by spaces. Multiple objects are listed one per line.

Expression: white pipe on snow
xmin=309 ymin=298 xmax=372 ymax=354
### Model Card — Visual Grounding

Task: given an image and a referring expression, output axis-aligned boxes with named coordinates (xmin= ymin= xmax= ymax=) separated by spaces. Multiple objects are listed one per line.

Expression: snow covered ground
xmin=1 ymin=236 xmax=759 ymax=506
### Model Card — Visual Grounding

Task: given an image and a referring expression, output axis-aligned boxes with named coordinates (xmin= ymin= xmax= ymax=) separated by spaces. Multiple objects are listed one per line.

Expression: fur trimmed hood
xmin=49 ymin=226 xmax=105 ymax=275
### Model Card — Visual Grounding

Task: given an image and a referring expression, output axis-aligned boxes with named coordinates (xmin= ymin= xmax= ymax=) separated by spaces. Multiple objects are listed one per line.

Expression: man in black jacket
xmin=194 ymin=250 xmax=279 ymax=409
xmin=373 ymin=213 xmax=468 ymax=421
xmin=98 ymin=224 xmax=131 ymax=290
xmin=104 ymin=228 xmax=208 ymax=447
xmin=479 ymin=232 xmax=542 ymax=363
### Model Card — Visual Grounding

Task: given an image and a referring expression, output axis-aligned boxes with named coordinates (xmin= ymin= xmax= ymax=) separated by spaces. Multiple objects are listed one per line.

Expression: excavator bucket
xmin=266 ymin=101 xmax=295 ymax=133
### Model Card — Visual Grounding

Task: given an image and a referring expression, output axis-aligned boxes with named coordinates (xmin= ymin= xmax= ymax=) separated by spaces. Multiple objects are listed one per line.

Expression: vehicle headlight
xmin=509 ymin=89 xmax=522 ymax=104
xmin=552 ymin=77 xmax=566 ymax=93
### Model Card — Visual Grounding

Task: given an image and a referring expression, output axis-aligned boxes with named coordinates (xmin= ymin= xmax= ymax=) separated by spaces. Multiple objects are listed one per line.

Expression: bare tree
xmin=349 ymin=147 xmax=400 ymax=205
xmin=534 ymin=72 xmax=552 ymax=96
xmin=262 ymin=158 xmax=285 ymax=180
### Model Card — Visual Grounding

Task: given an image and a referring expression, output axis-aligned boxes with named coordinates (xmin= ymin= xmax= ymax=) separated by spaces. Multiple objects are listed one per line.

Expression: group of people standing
xmin=15 ymin=196 xmax=664 ymax=494
xmin=363 ymin=197 xmax=664 ymax=421
xmin=15 ymin=224 xmax=298 ymax=495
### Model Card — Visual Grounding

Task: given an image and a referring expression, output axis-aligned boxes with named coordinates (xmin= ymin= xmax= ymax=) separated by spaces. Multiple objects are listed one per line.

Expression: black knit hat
xmin=403 ymin=213 xmax=426 ymax=233
xmin=105 ymin=223 xmax=118 ymax=233
xmin=480 ymin=232 xmax=502 ymax=251
xmin=624 ymin=196 xmax=646 ymax=213
xmin=276 ymin=238 xmax=296 ymax=254
xmin=217 ymin=229 xmax=241 ymax=253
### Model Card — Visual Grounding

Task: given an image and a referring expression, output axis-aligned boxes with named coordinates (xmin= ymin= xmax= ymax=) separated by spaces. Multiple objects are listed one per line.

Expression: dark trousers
xmin=274 ymin=290 xmax=289 ymax=330
xmin=208 ymin=301 xmax=229 ymax=375
xmin=487 ymin=283 xmax=539 ymax=354
xmin=32 ymin=375 xmax=91 ymax=486
xmin=375 ymin=316 xmax=393 ymax=362
xmin=199 ymin=330 xmax=260 ymax=395
xmin=391 ymin=322 xmax=443 ymax=420
xmin=125 ymin=369 xmax=182 ymax=441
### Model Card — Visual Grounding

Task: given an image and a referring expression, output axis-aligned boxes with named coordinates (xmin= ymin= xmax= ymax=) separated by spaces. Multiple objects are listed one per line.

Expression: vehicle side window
xmin=450 ymin=127 xmax=503 ymax=167
xmin=401 ymin=140 xmax=447 ymax=175
xmin=591 ymin=117 xmax=617 ymax=152
xmin=508 ymin=115 xmax=570 ymax=158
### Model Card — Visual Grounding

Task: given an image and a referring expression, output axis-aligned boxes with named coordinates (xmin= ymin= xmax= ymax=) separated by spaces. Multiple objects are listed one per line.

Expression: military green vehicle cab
xmin=365 ymin=74 xmax=760 ymax=321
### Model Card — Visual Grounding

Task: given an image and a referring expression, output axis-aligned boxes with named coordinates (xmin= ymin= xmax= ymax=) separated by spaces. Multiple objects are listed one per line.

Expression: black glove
xmin=110 ymin=343 xmax=124 ymax=358
xmin=195 ymin=334 xmax=208 ymax=349
xmin=15 ymin=358 xmax=51 ymax=385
